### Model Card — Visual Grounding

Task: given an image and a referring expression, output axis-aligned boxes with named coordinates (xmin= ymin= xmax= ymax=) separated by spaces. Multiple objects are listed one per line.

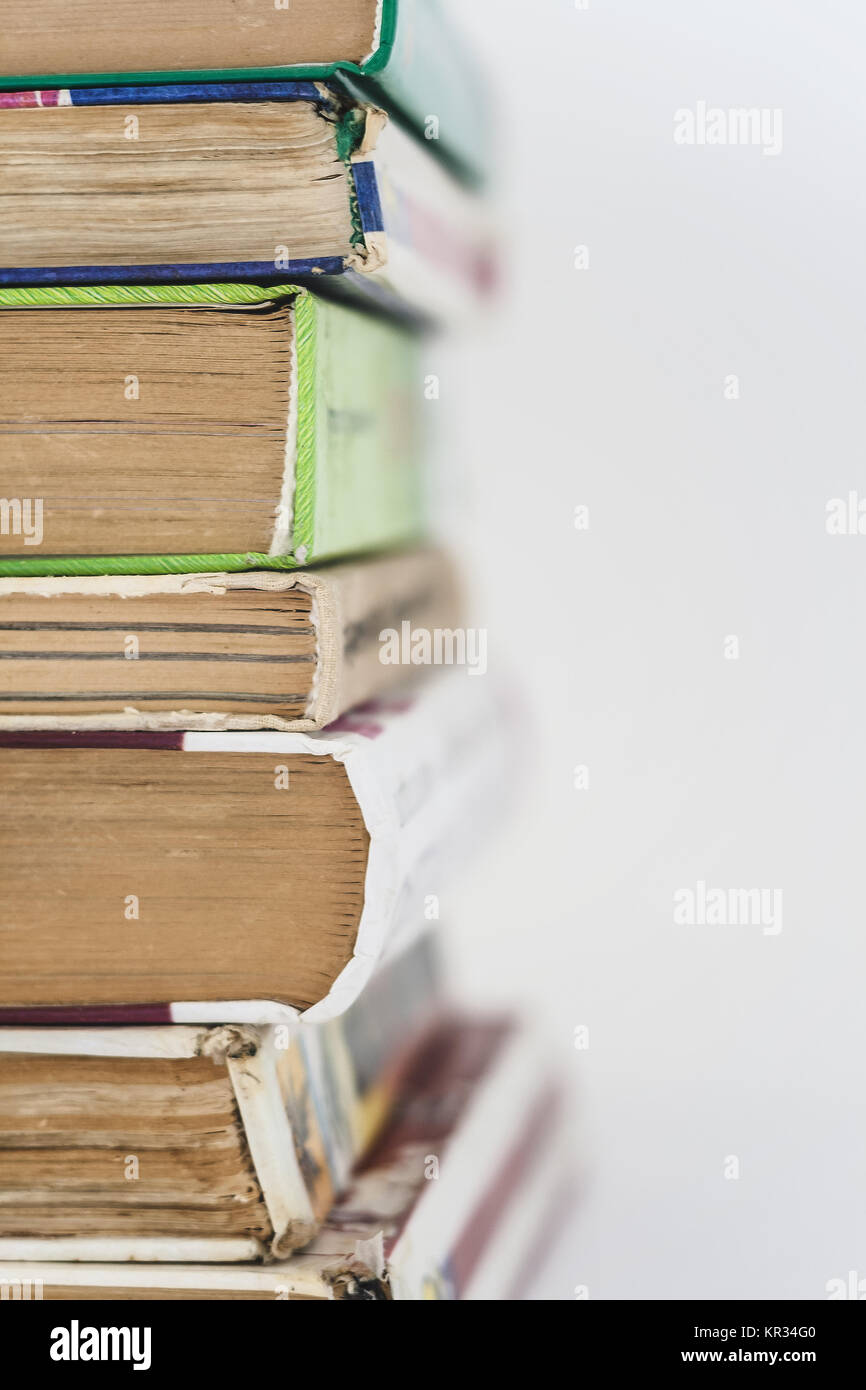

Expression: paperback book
xmin=0 ymin=672 xmax=508 ymax=1023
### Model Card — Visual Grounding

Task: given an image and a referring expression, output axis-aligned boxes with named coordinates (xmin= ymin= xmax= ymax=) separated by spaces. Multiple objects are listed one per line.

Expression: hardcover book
xmin=0 ymin=935 xmax=442 ymax=1261
xmin=0 ymin=673 xmax=507 ymax=1023
xmin=0 ymin=86 xmax=492 ymax=321
xmin=0 ymin=0 xmax=489 ymax=183
xmin=0 ymin=1019 xmax=571 ymax=1296
xmin=0 ymin=549 xmax=460 ymax=730
xmin=0 ymin=283 xmax=424 ymax=576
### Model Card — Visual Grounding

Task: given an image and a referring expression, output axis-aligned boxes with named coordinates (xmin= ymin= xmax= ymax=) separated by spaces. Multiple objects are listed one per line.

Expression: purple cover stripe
xmin=448 ymin=1086 xmax=563 ymax=1298
xmin=0 ymin=1004 xmax=174 ymax=1026
xmin=0 ymin=731 xmax=185 ymax=749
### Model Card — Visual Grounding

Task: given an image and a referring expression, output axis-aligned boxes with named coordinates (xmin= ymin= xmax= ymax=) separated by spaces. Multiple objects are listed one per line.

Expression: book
xmin=0 ymin=0 xmax=489 ymax=184
xmin=0 ymin=1018 xmax=571 ymax=1297
xmin=0 ymin=282 xmax=425 ymax=577
xmin=0 ymin=672 xmax=507 ymax=1023
xmin=0 ymin=549 xmax=459 ymax=730
xmin=0 ymin=85 xmax=492 ymax=321
xmin=0 ymin=934 xmax=442 ymax=1261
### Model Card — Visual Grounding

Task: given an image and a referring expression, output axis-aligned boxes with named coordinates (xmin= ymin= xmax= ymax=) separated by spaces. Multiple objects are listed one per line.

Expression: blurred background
xmin=436 ymin=0 xmax=866 ymax=1299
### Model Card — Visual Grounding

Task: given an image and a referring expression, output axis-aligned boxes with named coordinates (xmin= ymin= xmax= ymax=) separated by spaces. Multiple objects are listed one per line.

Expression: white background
xmin=437 ymin=0 xmax=866 ymax=1299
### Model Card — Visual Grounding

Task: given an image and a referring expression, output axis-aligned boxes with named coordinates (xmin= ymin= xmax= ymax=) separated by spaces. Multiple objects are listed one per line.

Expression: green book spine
xmin=0 ymin=0 xmax=486 ymax=183
xmin=335 ymin=0 xmax=490 ymax=186
xmin=0 ymin=1 xmax=398 ymax=88
xmin=0 ymin=283 xmax=424 ymax=578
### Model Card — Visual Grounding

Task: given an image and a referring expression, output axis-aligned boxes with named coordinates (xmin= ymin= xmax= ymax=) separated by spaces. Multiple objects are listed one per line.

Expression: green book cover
xmin=334 ymin=0 xmax=491 ymax=186
xmin=0 ymin=0 xmax=488 ymax=185
xmin=0 ymin=283 xmax=425 ymax=578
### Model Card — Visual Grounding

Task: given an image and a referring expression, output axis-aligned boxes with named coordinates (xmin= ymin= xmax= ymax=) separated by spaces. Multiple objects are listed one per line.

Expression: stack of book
xmin=0 ymin=1 xmax=567 ymax=1301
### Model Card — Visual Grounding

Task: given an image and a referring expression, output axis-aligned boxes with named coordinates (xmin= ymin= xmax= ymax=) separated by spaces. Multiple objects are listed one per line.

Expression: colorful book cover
xmin=0 ymin=84 xmax=492 ymax=316
xmin=0 ymin=282 xmax=424 ymax=578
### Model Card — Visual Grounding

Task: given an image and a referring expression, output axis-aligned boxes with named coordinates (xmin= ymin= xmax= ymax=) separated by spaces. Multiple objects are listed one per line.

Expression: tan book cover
xmin=0 ymin=547 xmax=460 ymax=730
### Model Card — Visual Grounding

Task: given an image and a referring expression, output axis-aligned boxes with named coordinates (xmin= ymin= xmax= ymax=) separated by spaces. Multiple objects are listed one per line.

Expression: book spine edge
xmin=225 ymin=1032 xmax=318 ymax=1258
